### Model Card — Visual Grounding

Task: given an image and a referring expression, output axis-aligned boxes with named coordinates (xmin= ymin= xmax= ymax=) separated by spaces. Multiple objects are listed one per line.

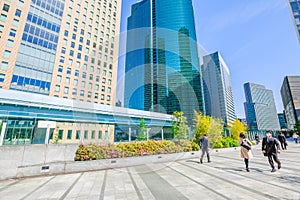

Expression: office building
xmin=0 ymin=0 xmax=121 ymax=105
xmin=280 ymin=76 xmax=300 ymax=129
xmin=278 ymin=113 xmax=287 ymax=130
xmin=201 ymin=52 xmax=236 ymax=126
xmin=287 ymin=0 xmax=300 ymax=42
xmin=244 ymin=82 xmax=280 ymax=131
xmin=124 ymin=0 xmax=204 ymax=124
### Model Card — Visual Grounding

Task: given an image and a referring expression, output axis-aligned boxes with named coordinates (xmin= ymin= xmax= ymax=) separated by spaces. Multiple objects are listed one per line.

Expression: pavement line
xmin=59 ymin=173 xmax=84 ymax=200
xmin=21 ymin=176 xmax=56 ymax=200
xmin=166 ymin=165 xmax=231 ymax=200
xmin=214 ymin=154 xmax=300 ymax=175
xmin=127 ymin=168 xmax=144 ymax=200
xmin=135 ymin=165 xmax=188 ymax=200
xmin=0 ymin=180 xmax=21 ymax=193
xmin=183 ymin=159 xmax=300 ymax=194
xmin=178 ymin=162 xmax=281 ymax=200
xmin=99 ymin=170 xmax=107 ymax=200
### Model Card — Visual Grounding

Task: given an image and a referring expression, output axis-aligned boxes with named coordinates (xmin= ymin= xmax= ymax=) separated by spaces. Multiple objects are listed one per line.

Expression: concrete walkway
xmin=1 ymin=142 xmax=300 ymax=200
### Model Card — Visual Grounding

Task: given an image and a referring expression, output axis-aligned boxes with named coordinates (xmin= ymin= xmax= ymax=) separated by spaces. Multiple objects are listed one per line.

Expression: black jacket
xmin=277 ymin=134 xmax=286 ymax=143
xmin=262 ymin=137 xmax=281 ymax=156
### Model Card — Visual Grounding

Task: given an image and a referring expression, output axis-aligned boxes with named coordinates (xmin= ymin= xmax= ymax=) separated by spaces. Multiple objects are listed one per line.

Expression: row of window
xmin=27 ymin=13 xmax=61 ymax=33
xmin=11 ymin=75 xmax=51 ymax=91
xmin=22 ymin=32 xmax=57 ymax=51
xmin=57 ymin=129 xmax=108 ymax=140
xmin=32 ymin=0 xmax=64 ymax=17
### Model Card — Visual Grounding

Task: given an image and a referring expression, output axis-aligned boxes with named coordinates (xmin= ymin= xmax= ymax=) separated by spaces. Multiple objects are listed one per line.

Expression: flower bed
xmin=75 ymin=140 xmax=200 ymax=161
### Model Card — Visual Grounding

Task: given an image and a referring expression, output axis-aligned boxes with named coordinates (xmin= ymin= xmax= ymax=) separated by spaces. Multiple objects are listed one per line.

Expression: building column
xmin=0 ymin=122 xmax=7 ymax=146
xmin=44 ymin=125 xmax=50 ymax=144
xmin=161 ymin=129 xmax=164 ymax=140
xmin=128 ymin=127 xmax=131 ymax=142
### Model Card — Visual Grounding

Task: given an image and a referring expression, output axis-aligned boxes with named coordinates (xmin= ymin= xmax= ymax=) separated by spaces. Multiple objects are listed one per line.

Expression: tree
xmin=294 ymin=120 xmax=300 ymax=134
xmin=207 ymin=118 xmax=224 ymax=145
xmin=193 ymin=111 xmax=211 ymax=141
xmin=230 ymin=119 xmax=247 ymax=140
xmin=171 ymin=111 xmax=188 ymax=140
xmin=137 ymin=118 xmax=147 ymax=141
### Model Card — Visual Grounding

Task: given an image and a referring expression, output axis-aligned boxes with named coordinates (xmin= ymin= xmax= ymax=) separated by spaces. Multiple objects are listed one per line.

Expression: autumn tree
xmin=230 ymin=119 xmax=247 ymax=140
xmin=207 ymin=117 xmax=224 ymax=144
xmin=171 ymin=111 xmax=188 ymax=140
xmin=193 ymin=111 xmax=211 ymax=141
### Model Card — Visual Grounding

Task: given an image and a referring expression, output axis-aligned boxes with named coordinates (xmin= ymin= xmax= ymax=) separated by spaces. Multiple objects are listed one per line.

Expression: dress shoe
xmin=271 ymin=169 xmax=276 ymax=173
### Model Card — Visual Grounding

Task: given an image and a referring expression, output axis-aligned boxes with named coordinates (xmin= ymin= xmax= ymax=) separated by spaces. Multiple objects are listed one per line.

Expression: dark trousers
xmin=295 ymin=138 xmax=298 ymax=144
xmin=244 ymin=158 xmax=249 ymax=169
xmin=200 ymin=149 xmax=210 ymax=162
xmin=280 ymin=141 xmax=287 ymax=150
xmin=268 ymin=153 xmax=281 ymax=169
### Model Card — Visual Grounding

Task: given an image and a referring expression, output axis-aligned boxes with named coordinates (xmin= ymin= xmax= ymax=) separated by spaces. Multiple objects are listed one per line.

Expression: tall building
xmin=124 ymin=0 xmax=204 ymax=124
xmin=201 ymin=52 xmax=236 ymax=126
xmin=287 ymin=0 xmax=300 ymax=42
xmin=244 ymin=83 xmax=280 ymax=131
xmin=280 ymin=76 xmax=300 ymax=129
xmin=0 ymin=0 xmax=121 ymax=105
xmin=278 ymin=113 xmax=287 ymax=130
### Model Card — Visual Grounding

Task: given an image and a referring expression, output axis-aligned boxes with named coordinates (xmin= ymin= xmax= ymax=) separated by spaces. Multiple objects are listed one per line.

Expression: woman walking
xmin=239 ymin=133 xmax=253 ymax=172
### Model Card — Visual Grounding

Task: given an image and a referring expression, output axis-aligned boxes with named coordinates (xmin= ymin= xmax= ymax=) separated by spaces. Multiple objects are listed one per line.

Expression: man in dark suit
xmin=277 ymin=132 xmax=287 ymax=150
xmin=199 ymin=134 xmax=211 ymax=164
xmin=262 ymin=130 xmax=281 ymax=172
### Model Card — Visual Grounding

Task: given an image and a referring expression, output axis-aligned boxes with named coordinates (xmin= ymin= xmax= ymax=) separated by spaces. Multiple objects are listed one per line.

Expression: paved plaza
xmin=0 ymin=142 xmax=300 ymax=200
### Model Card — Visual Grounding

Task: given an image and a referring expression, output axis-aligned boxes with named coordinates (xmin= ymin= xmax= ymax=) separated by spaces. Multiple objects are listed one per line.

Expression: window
xmin=80 ymin=90 xmax=84 ymax=96
xmin=61 ymin=47 xmax=66 ymax=54
xmin=98 ymin=131 xmax=102 ymax=139
xmin=3 ymin=50 xmax=11 ymax=59
xmin=64 ymin=87 xmax=69 ymax=94
xmin=55 ymin=85 xmax=60 ymax=92
xmin=58 ymin=130 xmax=63 ymax=139
xmin=58 ymin=66 xmax=63 ymax=72
xmin=1 ymin=61 xmax=8 ymax=70
xmin=88 ymin=91 xmax=91 ymax=98
xmin=15 ymin=9 xmax=21 ymax=17
xmin=0 ymin=25 xmax=4 ymax=33
xmin=66 ymin=77 xmax=70 ymax=84
xmin=67 ymin=68 xmax=71 ymax=74
xmin=0 ymin=74 xmax=5 ymax=82
xmin=64 ymin=30 xmax=68 ymax=36
xmin=74 ymin=79 xmax=78 ymax=86
xmin=76 ymin=130 xmax=80 ymax=139
xmin=82 ymin=72 xmax=86 ymax=78
xmin=107 ymin=95 xmax=110 ymax=101
xmin=94 ymin=93 xmax=98 ymax=99
xmin=72 ymin=88 xmax=77 ymax=95
xmin=81 ymin=81 xmax=85 ymax=87
xmin=0 ymin=14 xmax=7 ymax=22
xmin=6 ymin=39 xmax=13 ymax=48
xmin=84 ymin=130 xmax=88 ymax=139
xmin=2 ymin=4 xmax=10 ymax=12
xmin=56 ymin=75 xmax=62 ymax=83
xmin=75 ymin=70 xmax=79 ymax=76
xmin=88 ymin=83 xmax=92 ymax=89
xmin=12 ymin=19 xmax=19 ymax=27
xmin=18 ymin=0 xmax=24 ymax=7
xmin=67 ymin=130 xmax=72 ymax=139
xmin=91 ymin=131 xmax=95 ymax=139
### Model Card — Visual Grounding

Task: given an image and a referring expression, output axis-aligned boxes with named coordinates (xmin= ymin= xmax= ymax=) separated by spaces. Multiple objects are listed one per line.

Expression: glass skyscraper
xmin=201 ymin=52 xmax=236 ymax=126
xmin=287 ymin=0 xmax=300 ymax=42
xmin=124 ymin=0 xmax=204 ymax=124
xmin=280 ymin=76 xmax=300 ymax=130
xmin=244 ymin=83 xmax=280 ymax=131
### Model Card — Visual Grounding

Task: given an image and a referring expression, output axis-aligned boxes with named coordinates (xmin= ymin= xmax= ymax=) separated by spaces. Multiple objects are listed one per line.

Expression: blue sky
xmin=118 ymin=0 xmax=300 ymax=118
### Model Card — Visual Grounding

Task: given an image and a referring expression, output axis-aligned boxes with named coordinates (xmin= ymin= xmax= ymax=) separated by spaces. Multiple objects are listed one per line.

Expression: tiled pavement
xmin=0 ymin=142 xmax=300 ymax=200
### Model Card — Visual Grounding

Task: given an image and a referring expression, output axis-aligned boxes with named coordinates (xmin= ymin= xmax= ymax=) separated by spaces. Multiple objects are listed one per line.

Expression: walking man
xmin=262 ymin=130 xmax=281 ymax=172
xmin=199 ymin=134 xmax=211 ymax=164
xmin=293 ymin=132 xmax=298 ymax=144
xmin=277 ymin=132 xmax=287 ymax=150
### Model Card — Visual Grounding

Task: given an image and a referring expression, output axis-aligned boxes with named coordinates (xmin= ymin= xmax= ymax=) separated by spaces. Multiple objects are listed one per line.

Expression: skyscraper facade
xmin=124 ymin=0 xmax=204 ymax=124
xmin=244 ymin=83 xmax=280 ymax=131
xmin=201 ymin=52 xmax=236 ymax=126
xmin=278 ymin=113 xmax=287 ymax=130
xmin=287 ymin=0 xmax=300 ymax=42
xmin=0 ymin=0 xmax=121 ymax=105
xmin=280 ymin=76 xmax=300 ymax=129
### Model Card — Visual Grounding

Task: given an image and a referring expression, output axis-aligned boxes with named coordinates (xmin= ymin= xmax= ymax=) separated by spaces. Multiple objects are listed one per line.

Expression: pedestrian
xmin=239 ymin=133 xmax=253 ymax=172
xmin=199 ymin=134 xmax=211 ymax=164
xmin=255 ymin=133 xmax=260 ymax=144
xmin=277 ymin=132 xmax=287 ymax=150
xmin=292 ymin=132 xmax=298 ymax=144
xmin=262 ymin=130 xmax=281 ymax=172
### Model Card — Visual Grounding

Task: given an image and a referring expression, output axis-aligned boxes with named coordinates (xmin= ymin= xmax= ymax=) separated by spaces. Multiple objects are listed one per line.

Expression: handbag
xmin=241 ymin=139 xmax=251 ymax=150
